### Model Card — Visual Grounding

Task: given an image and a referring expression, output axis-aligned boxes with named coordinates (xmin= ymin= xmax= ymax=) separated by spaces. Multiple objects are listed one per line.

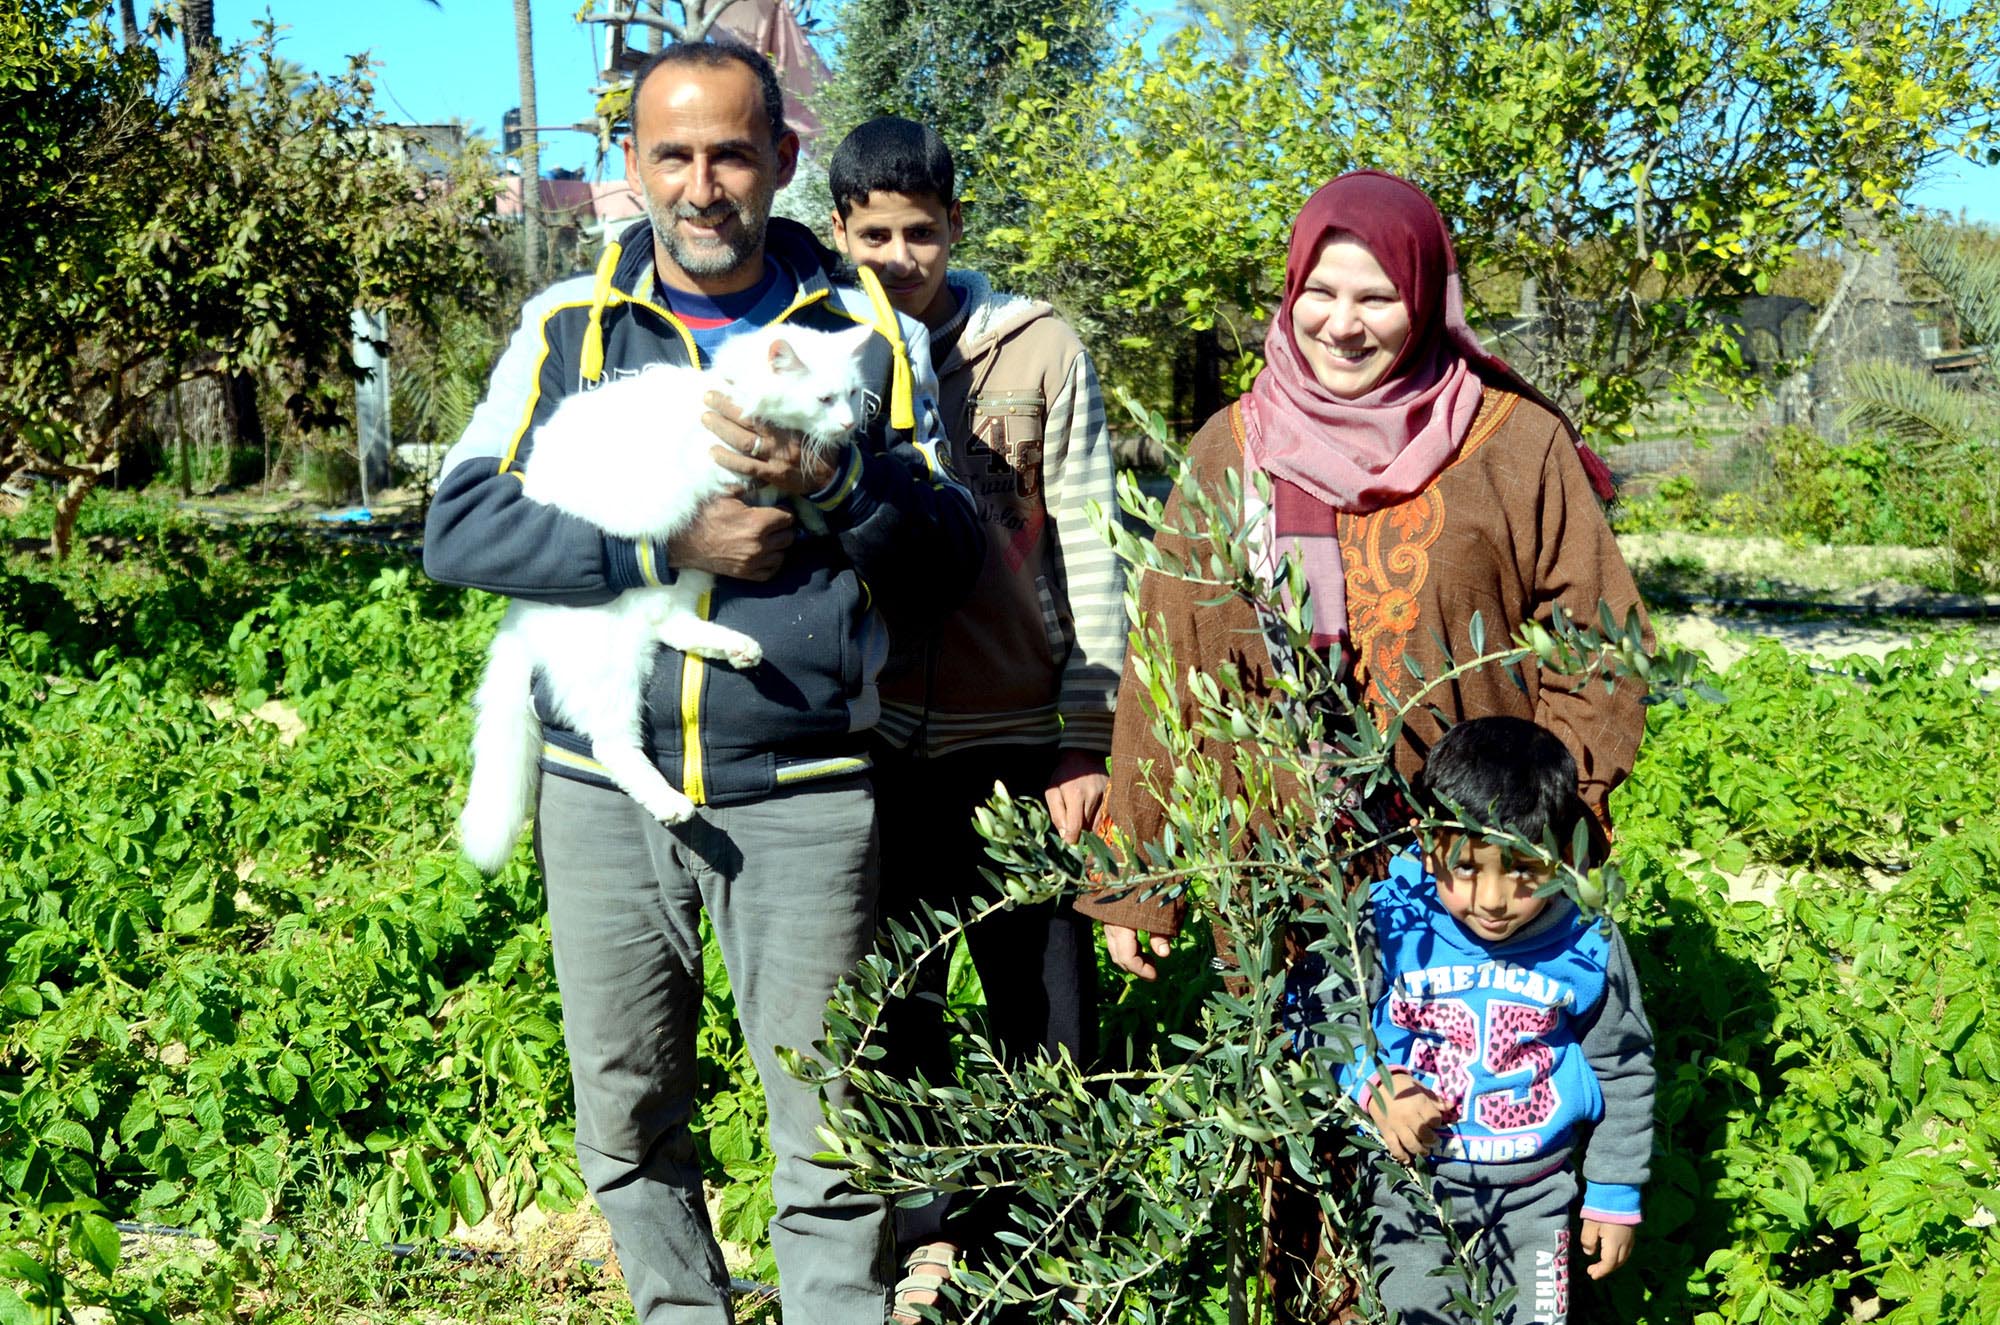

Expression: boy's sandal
xmin=891 ymin=1241 xmax=959 ymax=1324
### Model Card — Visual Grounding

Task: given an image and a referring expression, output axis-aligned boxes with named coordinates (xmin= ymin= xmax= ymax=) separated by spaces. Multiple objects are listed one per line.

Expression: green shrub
xmin=1613 ymin=472 xmax=1769 ymax=536
xmin=1942 ymin=489 xmax=2000 ymax=591
xmin=1765 ymin=427 xmax=1953 ymax=547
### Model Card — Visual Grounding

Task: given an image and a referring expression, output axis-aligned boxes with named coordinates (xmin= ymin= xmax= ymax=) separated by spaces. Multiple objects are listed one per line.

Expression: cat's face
xmin=721 ymin=325 xmax=875 ymax=454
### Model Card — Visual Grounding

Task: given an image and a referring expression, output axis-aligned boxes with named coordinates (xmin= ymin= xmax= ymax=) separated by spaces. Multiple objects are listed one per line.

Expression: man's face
xmin=831 ymin=190 xmax=961 ymax=329
xmin=623 ymin=61 xmax=798 ymax=294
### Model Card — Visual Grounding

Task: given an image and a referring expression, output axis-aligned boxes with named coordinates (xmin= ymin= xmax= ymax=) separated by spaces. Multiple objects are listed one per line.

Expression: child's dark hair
xmin=828 ymin=116 xmax=955 ymax=218
xmin=628 ymin=38 xmax=788 ymax=144
xmin=1413 ymin=717 xmax=1598 ymax=865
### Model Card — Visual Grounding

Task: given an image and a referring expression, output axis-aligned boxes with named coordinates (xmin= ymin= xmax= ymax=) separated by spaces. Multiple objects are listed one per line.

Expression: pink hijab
xmin=1242 ymin=171 xmax=1613 ymax=647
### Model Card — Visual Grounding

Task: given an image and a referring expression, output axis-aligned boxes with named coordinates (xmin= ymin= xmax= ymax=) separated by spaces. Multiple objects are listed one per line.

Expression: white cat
xmin=458 ymin=322 xmax=876 ymax=874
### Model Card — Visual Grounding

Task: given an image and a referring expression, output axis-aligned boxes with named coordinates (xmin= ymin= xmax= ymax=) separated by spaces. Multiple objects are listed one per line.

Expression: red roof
xmin=493 ymin=177 xmax=647 ymax=224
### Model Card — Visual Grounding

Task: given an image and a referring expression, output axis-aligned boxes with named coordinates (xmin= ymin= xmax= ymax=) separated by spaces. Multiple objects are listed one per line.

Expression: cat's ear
xmin=840 ymin=325 xmax=876 ymax=356
xmin=766 ymin=338 xmax=805 ymax=375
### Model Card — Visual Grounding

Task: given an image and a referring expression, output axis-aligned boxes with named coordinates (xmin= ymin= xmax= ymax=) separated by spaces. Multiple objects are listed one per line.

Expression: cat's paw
xmin=647 ymin=795 xmax=697 ymax=826
xmin=685 ymin=636 xmax=764 ymax=669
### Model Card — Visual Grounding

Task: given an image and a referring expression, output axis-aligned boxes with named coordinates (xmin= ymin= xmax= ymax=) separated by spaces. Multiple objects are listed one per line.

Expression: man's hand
xmin=1364 ymin=1070 xmax=1447 ymax=1163
xmin=1580 ymin=1220 xmax=1635 ymax=1280
xmin=1044 ymin=750 xmax=1108 ymax=844
xmin=667 ymin=495 xmax=795 ymax=581
xmin=1104 ymin=923 xmax=1173 ymax=981
xmin=704 ymin=393 xmax=837 ymax=497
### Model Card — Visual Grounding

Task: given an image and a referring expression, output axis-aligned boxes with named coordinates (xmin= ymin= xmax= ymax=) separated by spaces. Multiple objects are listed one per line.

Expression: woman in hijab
xmin=1074 ymin=171 xmax=1651 ymax=1320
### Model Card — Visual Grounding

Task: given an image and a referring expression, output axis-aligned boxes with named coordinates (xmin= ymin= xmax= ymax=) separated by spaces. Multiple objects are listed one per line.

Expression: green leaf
xmin=1936 ymin=994 xmax=1981 ymax=1053
xmin=72 ymin=1212 xmax=119 ymax=1279
xmin=0 ymin=1250 xmax=55 ymax=1293
xmin=450 ymin=1165 xmax=487 ymax=1227
xmin=40 ymin=1119 xmax=94 ymax=1154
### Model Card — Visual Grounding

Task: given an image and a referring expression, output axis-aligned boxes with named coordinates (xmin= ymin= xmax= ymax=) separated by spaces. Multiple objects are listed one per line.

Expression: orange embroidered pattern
xmin=1340 ymin=391 xmax=1518 ymax=708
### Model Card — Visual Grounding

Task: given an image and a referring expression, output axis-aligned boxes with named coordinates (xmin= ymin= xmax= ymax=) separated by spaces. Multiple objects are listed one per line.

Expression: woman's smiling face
xmin=1289 ymin=233 xmax=1414 ymax=399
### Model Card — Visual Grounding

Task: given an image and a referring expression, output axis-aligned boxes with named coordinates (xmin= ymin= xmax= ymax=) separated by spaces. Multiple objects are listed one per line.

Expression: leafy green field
xmin=2 ymin=496 xmax=1997 ymax=1322
xmin=1608 ymin=638 xmax=2000 ymax=1322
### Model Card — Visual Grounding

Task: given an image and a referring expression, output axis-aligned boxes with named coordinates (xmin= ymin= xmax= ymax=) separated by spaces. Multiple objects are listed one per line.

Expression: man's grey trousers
xmin=536 ymin=773 xmax=890 ymax=1325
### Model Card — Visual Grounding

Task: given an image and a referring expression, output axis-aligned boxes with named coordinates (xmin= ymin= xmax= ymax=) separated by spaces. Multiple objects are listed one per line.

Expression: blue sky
xmin=185 ymin=0 xmax=2000 ymax=220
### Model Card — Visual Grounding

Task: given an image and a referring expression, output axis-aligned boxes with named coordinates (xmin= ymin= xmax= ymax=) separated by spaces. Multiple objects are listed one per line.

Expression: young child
xmin=825 ymin=118 xmax=1123 ymax=1320
xmin=1344 ymin=716 xmax=1654 ymax=1325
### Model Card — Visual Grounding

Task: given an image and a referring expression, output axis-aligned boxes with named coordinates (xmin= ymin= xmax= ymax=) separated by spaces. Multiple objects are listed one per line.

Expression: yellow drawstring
xmin=580 ymin=240 xmax=622 ymax=383
xmin=854 ymin=266 xmax=916 ymax=431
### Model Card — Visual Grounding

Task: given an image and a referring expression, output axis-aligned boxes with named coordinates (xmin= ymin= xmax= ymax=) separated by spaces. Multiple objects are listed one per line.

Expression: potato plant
xmin=0 ymin=500 xmax=763 ymax=1316
xmin=1 ymin=493 xmax=1996 ymax=1323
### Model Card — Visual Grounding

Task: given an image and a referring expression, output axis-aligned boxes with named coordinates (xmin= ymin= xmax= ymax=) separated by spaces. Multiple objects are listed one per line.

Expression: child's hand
xmin=1364 ymin=1070 xmax=1447 ymax=1163
xmin=1579 ymin=1219 xmax=1635 ymax=1279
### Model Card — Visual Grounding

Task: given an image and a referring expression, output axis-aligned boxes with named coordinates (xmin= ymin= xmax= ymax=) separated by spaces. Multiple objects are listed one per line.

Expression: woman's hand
xmin=1104 ymin=924 xmax=1173 ymax=981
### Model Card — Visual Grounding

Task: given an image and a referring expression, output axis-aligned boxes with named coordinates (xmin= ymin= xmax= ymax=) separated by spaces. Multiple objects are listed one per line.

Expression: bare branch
xmin=581 ymin=0 xmax=735 ymax=42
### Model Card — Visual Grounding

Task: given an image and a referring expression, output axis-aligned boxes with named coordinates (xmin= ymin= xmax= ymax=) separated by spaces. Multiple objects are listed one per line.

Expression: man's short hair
xmin=628 ymin=37 xmax=789 ymax=144
xmin=1413 ymin=716 xmax=1592 ymax=861
xmin=828 ymin=116 xmax=955 ymax=218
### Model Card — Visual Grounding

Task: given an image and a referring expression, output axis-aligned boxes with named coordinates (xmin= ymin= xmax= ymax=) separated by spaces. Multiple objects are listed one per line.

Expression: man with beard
xmin=423 ymin=38 xmax=980 ymax=1325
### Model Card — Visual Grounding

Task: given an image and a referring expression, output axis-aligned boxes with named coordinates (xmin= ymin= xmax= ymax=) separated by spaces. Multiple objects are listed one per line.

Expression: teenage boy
xmin=825 ymin=115 xmax=1123 ymax=1315
xmin=1336 ymin=716 xmax=1654 ymax=1324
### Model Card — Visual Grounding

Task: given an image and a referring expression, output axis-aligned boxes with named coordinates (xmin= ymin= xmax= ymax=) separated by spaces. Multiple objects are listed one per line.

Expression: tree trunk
xmin=174 ymin=380 xmax=192 ymax=499
xmin=182 ymin=0 xmax=215 ymax=67
xmin=514 ymin=0 xmax=541 ymax=286
xmin=225 ymin=369 xmax=266 ymax=482
xmin=680 ymin=0 xmax=731 ymax=40
xmin=1191 ymin=326 xmax=1223 ymax=431
xmin=119 ymin=0 xmax=141 ymax=48
xmin=51 ymin=445 xmax=124 ymax=559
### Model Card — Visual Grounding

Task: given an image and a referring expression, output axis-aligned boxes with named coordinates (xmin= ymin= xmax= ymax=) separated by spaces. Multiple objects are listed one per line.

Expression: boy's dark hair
xmin=628 ymin=38 xmax=789 ymax=144
xmin=828 ymin=116 xmax=955 ymax=218
xmin=1413 ymin=717 xmax=1596 ymax=863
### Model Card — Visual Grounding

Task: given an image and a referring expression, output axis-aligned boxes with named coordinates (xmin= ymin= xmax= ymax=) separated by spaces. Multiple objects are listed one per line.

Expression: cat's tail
xmin=459 ymin=629 xmax=543 ymax=875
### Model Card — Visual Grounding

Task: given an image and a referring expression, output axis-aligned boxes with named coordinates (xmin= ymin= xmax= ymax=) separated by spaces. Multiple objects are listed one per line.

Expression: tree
xmin=813 ymin=0 xmax=1114 ymax=261
xmin=0 ymin=9 xmax=496 ymax=555
xmin=181 ymin=0 xmax=213 ymax=61
xmin=580 ymin=0 xmax=738 ymax=43
xmin=984 ymin=0 xmax=2000 ymax=438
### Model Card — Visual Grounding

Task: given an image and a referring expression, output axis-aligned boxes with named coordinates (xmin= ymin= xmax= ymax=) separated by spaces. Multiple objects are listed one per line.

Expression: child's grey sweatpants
xmin=1369 ymin=1164 xmax=1574 ymax=1325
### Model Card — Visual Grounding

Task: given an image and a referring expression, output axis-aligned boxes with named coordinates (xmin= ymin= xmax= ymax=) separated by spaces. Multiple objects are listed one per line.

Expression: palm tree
xmin=1842 ymin=221 xmax=2000 ymax=585
xmin=515 ymin=0 xmax=541 ymax=285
